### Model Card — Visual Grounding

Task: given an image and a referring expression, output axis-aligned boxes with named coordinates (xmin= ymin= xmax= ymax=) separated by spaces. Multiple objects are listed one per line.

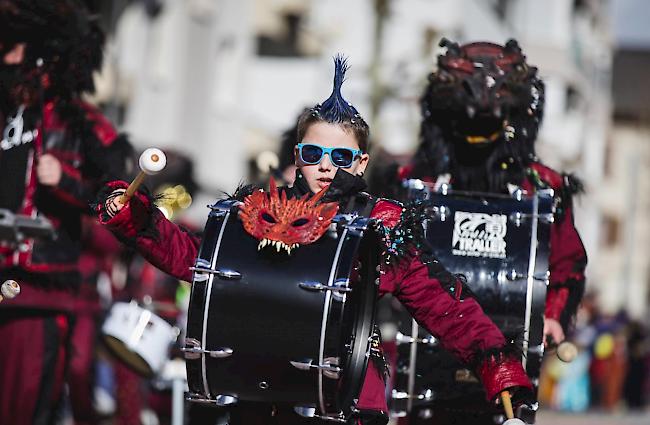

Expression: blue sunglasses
xmin=297 ymin=143 xmax=362 ymax=168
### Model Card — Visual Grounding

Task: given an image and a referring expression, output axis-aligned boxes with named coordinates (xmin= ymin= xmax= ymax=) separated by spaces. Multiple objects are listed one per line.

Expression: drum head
xmin=103 ymin=335 xmax=154 ymax=377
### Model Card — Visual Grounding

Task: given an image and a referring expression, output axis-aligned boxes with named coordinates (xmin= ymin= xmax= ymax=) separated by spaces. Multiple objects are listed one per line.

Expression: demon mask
xmin=406 ymin=38 xmax=545 ymax=193
xmin=422 ymin=38 xmax=543 ymax=147
xmin=239 ymin=178 xmax=339 ymax=254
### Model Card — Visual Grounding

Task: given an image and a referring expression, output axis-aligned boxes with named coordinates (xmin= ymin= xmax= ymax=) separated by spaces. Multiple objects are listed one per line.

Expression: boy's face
xmin=295 ymin=121 xmax=369 ymax=194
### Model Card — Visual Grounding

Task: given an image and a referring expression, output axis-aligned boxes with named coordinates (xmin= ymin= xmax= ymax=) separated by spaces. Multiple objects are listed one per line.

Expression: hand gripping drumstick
xmin=120 ymin=148 xmax=167 ymax=204
xmin=500 ymin=391 xmax=525 ymax=425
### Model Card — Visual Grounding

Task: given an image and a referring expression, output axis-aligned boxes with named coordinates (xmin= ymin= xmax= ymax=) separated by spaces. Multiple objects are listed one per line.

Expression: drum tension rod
xmin=290 ymin=360 xmax=341 ymax=373
xmin=395 ymin=331 xmax=438 ymax=346
xmin=298 ymin=281 xmax=352 ymax=293
xmin=294 ymin=406 xmax=348 ymax=423
xmin=189 ymin=266 xmax=242 ymax=280
xmin=182 ymin=338 xmax=233 ymax=360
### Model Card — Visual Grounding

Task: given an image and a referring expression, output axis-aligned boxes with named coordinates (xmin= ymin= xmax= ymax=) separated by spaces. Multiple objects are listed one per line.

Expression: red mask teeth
xmin=239 ymin=177 xmax=339 ymax=252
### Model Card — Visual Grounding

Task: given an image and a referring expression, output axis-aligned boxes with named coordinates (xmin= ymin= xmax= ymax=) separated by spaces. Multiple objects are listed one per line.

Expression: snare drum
xmin=183 ymin=200 xmax=381 ymax=423
xmin=102 ymin=301 xmax=178 ymax=377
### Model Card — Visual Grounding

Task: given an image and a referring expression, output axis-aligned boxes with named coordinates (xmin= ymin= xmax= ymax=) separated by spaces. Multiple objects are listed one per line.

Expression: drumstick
xmin=556 ymin=341 xmax=578 ymax=363
xmin=500 ymin=391 xmax=514 ymax=419
xmin=500 ymin=391 xmax=526 ymax=425
xmin=0 ymin=280 xmax=21 ymax=303
xmin=120 ymin=148 xmax=167 ymax=204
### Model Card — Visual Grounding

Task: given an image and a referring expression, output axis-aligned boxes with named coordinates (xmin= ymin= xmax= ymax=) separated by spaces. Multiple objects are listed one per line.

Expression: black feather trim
xmin=380 ymin=200 xmax=430 ymax=266
xmin=219 ymin=182 xmax=261 ymax=202
xmin=468 ymin=334 xmax=525 ymax=369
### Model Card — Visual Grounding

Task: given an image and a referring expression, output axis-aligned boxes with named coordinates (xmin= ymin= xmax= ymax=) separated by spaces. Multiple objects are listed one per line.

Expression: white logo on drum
xmin=452 ymin=211 xmax=507 ymax=258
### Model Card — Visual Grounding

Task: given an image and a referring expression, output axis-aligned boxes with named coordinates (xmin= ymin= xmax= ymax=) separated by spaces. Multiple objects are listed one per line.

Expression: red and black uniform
xmin=96 ymin=169 xmax=532 ymax=424
xmin=0 ymin=99 xmax=131 ymax=425
xmin=0 ymin=2 xmax=134 ymax=423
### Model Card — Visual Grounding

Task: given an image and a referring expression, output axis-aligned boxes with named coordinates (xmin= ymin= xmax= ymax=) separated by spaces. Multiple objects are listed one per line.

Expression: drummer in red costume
xmin=0 ymin=2 xmax=132 ymax=424
xmin=391 ymin=39 xmax=587 ymax=344
xmin=97 ymin=56 xmax=531 ymax=425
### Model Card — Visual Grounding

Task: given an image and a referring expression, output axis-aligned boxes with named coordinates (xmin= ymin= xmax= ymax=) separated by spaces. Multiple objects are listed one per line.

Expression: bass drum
xmin=391 ymin=181 xmax=553 ymax=424
xmin=183 ymin=200 xmax=381 ymax=423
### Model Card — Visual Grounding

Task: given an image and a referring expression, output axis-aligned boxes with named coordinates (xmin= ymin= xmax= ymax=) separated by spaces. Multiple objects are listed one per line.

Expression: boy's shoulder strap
xmin=341 ymin=191 xmax=377 ymax=218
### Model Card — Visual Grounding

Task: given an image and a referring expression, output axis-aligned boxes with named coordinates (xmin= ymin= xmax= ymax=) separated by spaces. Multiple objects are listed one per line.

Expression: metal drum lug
xmin=430 ymin=205 xmax=449 ymax=222
xmin=298 ymin=281 xmax=352 ymax=293
xmin=395 ymin=331 xmax=437 ymax=346
xmin=181 ymin=338 xmax=233 ymax=360
xmin=509 ymin=212 xmax=555 ymax=226
xmin=391 ymin=389 xmax=435 ymax=401
xmin=294 ymin=406 xmax=346 ymax=423
xmin=188 ymin=266 xmax=242 ymax=280
xmin=216 ymin=269 xmax=241 ymax=280
xmin=289 ymin=360 xmax=341 ymax=374
xmin=214 ymin=395 xmax=238 ymax=406
xmin=186 ymin=393 xmax=238 ymax=406
xmin=509 ymin=211 xmax=524 ymax=227
xmin=511 ymin=188 xmax=524 ymax=201
xmin=294 ymin=406 xmax=316 ymax=418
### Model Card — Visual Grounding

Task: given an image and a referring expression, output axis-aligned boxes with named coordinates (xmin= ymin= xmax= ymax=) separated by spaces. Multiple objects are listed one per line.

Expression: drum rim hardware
xmin=188 ymin=266 xmax=242 ymax=280
xmin=181 ymin=338 xmax=233 ymax=360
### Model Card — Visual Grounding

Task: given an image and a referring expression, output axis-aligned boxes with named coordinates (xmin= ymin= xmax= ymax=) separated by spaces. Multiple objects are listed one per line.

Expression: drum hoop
xmin=317 ymin=226 xmax=350 ymax=415
xmin=405 ymin=179 xmax=555 ymax=203
xmin=522 ymin=193 xmax=539 ymax=369
xmin=200 ymin=208 xmax=232 ymax=398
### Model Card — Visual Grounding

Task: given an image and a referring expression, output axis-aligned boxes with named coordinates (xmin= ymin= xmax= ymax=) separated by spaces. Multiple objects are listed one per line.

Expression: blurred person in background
xmin=70 ymin=216 xmax=127 ymax=424
xmin=386 ymin=38 xmax=587 ymax=348
xmin=0 ymin=1 xmax=132 ymax=424
xmin=377 ymin=37 xmax=588 ymax=424
xmin=623 ymin=320 xmax=648 ymax=409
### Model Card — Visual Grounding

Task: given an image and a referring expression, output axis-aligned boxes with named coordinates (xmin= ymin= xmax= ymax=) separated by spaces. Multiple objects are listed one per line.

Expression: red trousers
xmin=0 ymin=309 xmax=70 ymax=425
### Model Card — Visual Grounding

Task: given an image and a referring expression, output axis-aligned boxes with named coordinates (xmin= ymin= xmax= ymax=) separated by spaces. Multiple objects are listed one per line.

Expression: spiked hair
xmin=297 ymin=55 xmax=370 ymax=152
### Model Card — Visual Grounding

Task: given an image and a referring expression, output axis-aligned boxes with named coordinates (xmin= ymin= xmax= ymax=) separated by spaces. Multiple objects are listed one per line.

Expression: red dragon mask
xmin=239 ymin=178 xmax=339 ymax=254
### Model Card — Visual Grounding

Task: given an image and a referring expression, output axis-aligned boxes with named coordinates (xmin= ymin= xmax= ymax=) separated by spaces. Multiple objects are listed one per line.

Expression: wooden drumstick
xmin=500 ymin=391 xmax=526 ymax=425
xmin=120 ymin=148 xmax=167 ymax=204
xmin=501 ymin=391 xmax=514 ymax=419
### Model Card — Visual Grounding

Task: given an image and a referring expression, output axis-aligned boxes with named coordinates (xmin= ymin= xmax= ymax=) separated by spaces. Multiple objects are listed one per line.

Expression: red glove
xmin=476 ymin=353 xmax=533 ymax=402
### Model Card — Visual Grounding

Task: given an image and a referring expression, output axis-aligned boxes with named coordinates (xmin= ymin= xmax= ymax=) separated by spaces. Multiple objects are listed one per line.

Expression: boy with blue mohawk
xmin=98 ymin=55 xmax=531 ymax=424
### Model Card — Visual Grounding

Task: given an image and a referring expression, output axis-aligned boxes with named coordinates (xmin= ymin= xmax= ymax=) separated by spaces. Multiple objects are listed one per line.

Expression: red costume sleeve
xmin=545 ymin=204 xmax=587 ymax=321
xmin=373 ymin=199 xmax=532 ymax=401
xmin=529 ymin=163 xmax=587 ymax=322
xmin=97 ymin=181 xmax=200 ymax=282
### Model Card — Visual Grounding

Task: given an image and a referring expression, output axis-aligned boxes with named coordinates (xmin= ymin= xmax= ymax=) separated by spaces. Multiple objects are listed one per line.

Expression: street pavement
xmin=536 ymin=410 xmax=650 ymax=425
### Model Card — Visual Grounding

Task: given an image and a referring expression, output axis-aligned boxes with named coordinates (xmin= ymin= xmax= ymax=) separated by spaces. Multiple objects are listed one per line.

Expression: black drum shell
xmin=186 ymin=203 xmax=380 ymax=416
xmin=390 ymin=188 xmax=552 ymax=420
